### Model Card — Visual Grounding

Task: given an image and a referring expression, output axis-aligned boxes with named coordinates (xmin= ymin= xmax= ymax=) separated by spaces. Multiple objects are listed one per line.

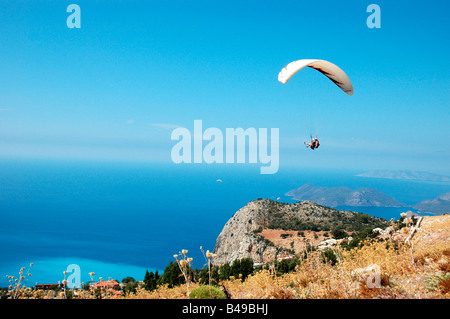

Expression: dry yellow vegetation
xmin=127 ymin=215 xmax=450 ymax=299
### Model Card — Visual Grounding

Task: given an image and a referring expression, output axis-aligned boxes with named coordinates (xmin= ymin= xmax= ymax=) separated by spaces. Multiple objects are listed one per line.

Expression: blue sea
xmin=0 ymin=159 xmax=448 ymax=287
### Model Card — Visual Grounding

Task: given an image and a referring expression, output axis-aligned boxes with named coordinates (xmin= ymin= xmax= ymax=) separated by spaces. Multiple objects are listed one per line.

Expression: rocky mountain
xmin=212 ymin=199 xmax=388 ymax=265
xmin=356 ymin=170 xmax=450 ymax=182
xmin=285 ymin=183 xmax=406 ymax=207
xmin=414 ymin=192 xmax=450 ymax=215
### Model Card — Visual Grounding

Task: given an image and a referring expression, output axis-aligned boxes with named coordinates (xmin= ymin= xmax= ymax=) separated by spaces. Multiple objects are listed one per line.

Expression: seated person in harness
xmin=304 ymin=136 xmax=320 ymax=150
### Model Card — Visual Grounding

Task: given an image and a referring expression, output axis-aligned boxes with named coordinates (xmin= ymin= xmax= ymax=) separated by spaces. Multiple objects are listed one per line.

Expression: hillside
xmin=357 ymin=170 xmax=450 ymax=182
xmin=212 ymin=199 xmax=388 ymax=265
xmin=414 ymin=192 xmax=450 ymax=215
xmin=285 ymin=183 xmax=406 ymax=207
xmin=5 ymin=205 xmax=449 ymax=299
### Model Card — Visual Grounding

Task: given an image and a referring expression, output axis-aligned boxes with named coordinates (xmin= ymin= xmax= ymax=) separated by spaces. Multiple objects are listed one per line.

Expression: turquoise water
xmin=0 ymin=159 xmax=448 ymax=286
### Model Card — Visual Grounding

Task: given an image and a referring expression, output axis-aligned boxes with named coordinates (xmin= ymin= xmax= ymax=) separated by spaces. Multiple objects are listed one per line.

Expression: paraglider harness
xmin=313 ymin=138 xmax=319 ymax=149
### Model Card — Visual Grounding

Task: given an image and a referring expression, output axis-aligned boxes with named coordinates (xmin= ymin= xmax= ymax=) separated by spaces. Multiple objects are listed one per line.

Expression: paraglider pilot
xmin=304 ymin=136 xmax=319 ymax=150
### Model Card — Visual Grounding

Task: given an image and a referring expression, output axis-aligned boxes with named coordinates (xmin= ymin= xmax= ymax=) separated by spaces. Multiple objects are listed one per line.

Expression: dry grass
xmin=219 ymin=233 xmax=449 ymax=299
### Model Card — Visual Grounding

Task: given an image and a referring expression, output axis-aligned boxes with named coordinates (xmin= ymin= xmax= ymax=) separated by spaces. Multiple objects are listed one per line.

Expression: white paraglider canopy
xmin=278 ymin=59 xmax=353 ymax=95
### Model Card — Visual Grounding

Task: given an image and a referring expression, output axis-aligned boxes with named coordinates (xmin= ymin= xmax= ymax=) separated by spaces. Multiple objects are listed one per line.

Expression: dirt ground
xmin=259 ymin=229 xmax=330 ymax=253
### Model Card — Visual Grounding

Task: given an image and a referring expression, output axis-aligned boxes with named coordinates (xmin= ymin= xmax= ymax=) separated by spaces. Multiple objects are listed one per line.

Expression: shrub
xmin=331 ymin=228 xmax=347 ymax=239
xmin=189 ymin=285 xmax=226 ymax=299
xmin=122 ymin=277 xmax=139 ymax=294
xmin=341 ymin=227 xmax=379 ymax=250
xmin=253 ymin=226 xmax=263 ymax=233
xmin=321 ymin=248 xmax=338 ymax=266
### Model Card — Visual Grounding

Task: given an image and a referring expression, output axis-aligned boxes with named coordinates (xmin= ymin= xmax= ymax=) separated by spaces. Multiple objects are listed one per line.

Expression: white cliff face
xmin=212 ymin=200 xmax=280 ymax=265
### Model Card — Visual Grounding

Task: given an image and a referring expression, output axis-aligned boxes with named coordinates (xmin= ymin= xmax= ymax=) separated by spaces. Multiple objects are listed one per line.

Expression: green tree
xmin=122 ymin=277 xmax=139 ymax=294
xmin=240 ymin=258 xmax=254 ymax=280
xmin=211 ymin=265 xmax=220 ymax=283
xmin=230 ymin=258 xmax=254 ymax=281
xmin=159 ymin=261 xmax=183 ymax=288
xmin=144 ymin=270 xmax=160 ymax=291
xmin=122 ymin=276 xmax=135 ymax=284
xmin=218 ymin=262 xmax=232 ymax=281
xmin=197 ymin=268 xmax=209 ymax=285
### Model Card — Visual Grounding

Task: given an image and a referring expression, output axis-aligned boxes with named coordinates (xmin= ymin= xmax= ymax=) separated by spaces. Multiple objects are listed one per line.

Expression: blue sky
xmin=0 ymin=0 xmax=449 ymax=173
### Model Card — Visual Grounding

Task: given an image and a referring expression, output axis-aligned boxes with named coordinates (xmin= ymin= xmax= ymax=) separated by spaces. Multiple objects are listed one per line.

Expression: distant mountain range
xmin=285 ymin=184 xmax=406 ymax=208
xmin=285 ymin=184 xmax=450 ymax=215
xmin=414 ymin=192 xmax=450 ymax=214
xmin=356 ymin=170 xmax=450 ymax=182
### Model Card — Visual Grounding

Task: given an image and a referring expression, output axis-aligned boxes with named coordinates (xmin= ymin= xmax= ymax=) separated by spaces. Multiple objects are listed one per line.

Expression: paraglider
xmin=278 ymin=59 xmax=353 ymax=150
